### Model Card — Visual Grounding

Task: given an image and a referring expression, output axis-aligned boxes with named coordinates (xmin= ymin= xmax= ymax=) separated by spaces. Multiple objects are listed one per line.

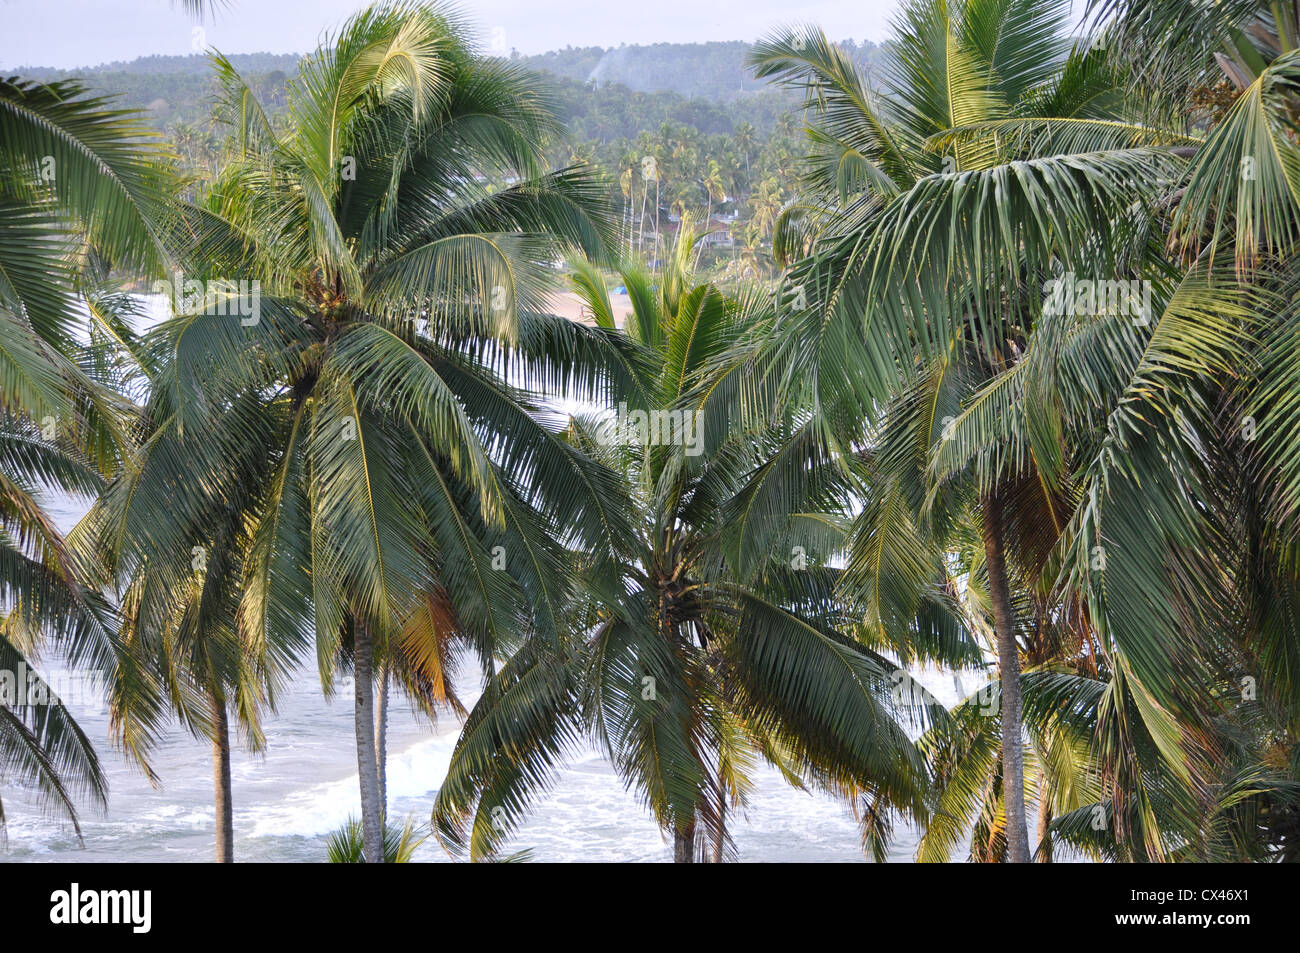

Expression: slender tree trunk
xmin=352 ymin=616 xmax=385 ymax=863
xmin=210 ymin=688 xmax=234 ymax=863
xmin=982 ymin=493 xmax=1031 ymax=863
xmin=1035 ymin=770 xmax=1054 ymax=863
xmin=638 ymin=182 xmax=648 ymax=256
xmin=673 ymin=819 xmax=696 ymax=863
xmin=694 ymin=196 xmax=712 ymax=270
xmin=653 ymin=178 xmax=661 ymax=269
xmin=375 ymin=659 xmax=389 ymax=822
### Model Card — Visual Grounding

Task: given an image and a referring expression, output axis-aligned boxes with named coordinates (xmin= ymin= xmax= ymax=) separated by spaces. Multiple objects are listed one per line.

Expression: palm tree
xmin=73 ymin=356 xmax=295 ymax=864
xmin=908 ymin=0 xmax=1300 ymax=860
xmin=744 ymin=0 xmax=1300 ymax=862
xmin=326 ymin=815 xmax=427 ymax=862
xmin=734 ymin=225 xmax=767 ymax=279
xmin=746 ymin=177 xmax=783 ymax=243
xmin=619 ymin=166 xmax=634 ymax=259
xmin=0 ymin=75 xmax=175 ymax=836
xmin=358 ymin=616 xmax=466 ymax=819
xmin=1019 ymin=0 xmax=1300 ymax=860
xmin=638 ymin=170 xmax=649 ymax=258
xmin=432 ymin=225 xmax=939 ymax=862
xmin=694 ymin=160 xmax=726 ymax=269
xmin=734 ymin=121 xmax=756 ymax=175
xmin=75 ymin=1 xmax=628 ymax=864
xmin=745 ymin=0 xmax=1189 ymax=860
xmin=653 ymin=156 xmax=662 ymax=269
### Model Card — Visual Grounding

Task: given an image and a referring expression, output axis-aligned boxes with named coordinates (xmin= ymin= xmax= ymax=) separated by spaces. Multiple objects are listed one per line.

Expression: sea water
xmin=1 ymin=650 xmax=961 ymax=862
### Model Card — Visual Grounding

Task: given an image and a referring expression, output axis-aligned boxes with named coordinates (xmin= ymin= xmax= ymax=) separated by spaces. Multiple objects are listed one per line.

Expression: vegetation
xmin=0 ymin=72 xmax=174 ymax=836
xmin=326 ymin=815 xmax=427 ymax=862
xmin=3 ymin=0 xmax=1300 ymax=865
xmin=746 ymin=0 xmax=1150 ymax=863
xmin=432 ymin=227 xmax=938 ymax=861
xmin=737 ymin=0 xmax=1300 ymax=861
xmin=21 ymin=41 xmax=858 ymax=277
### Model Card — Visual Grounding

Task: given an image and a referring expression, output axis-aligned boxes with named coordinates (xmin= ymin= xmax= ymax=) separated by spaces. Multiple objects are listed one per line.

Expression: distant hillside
xmin=13 ymin=39 xmax=886 ymax=130
xmin=18 ymin=53 xmax=300 ymax=127
xmin=515 ymin=40 xmax=887 ymax=102
xmin=18 ymin=52 xmax=302 ymax=77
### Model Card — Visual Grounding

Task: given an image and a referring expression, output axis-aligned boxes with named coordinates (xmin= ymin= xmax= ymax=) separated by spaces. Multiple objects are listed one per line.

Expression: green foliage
xmin=0 ymin=69 xmax=177 ymax=833
xmin=739 ymin=0 xmax=1300 ymax=863
xmin=326 ymin=815 xmax=428 ymax=862
xmin=432 ymin=226 xmax=941 ymax=862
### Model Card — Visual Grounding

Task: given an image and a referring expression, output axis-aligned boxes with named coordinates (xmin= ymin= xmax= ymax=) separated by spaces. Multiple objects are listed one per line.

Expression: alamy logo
xmin=593 ymin=402 xmax=704 ymax=456
xmin=50 ymin=883 xmax=151 ymax=934
xmin=0 ymin=663 xmax=106 ymax=713
xmin=1042 ymin=272 xmax=1152 ymax=326
xmin=151 ymin=271 xmax=261 ymax=326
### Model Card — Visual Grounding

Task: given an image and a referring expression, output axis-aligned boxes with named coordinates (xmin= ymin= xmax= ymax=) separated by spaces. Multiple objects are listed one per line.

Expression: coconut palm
xmin=693 ymin=160 xmax=727 ymax=269
xmin=913 ymin=0 xmax=1300 ymax=860
xmin=744 ymin=0 xmax=1200 ymax=860
xmin=326 ymin=815 xmax=427 ymax=862
xmin=1014 ymin=0 xmax=1300 ymax=860
xmin=619 ymin=166 xmax=634 ymax=258
xmin=741 ymin=0 xmax=1300 ymax=862
xmin=73 ymin=1 xmax=632 ymax=863
xmin=0 ymin=74 xmax=177 ymax=836
xmin=734 ymin=121 xmax=756 ymax=175
xmin=432 ymin=223 xmax=941 ymax=862
xmin=746 ymin=177 xmax=783 ymax=243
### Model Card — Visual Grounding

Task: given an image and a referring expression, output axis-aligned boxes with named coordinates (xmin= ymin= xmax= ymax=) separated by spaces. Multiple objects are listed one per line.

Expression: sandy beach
xmin=545 ymin=289 xmax=635 ymax=327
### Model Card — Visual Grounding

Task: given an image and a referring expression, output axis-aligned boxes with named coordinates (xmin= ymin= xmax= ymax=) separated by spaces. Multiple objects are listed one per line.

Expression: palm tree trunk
xmin=375 ymin=659 xmax=389 ymax=822
xmin=209 ymin=688 xmax=233 ymax=863
xmin=1035 ymin=770 xmax=1053 ymax=863
xmin=638 ymin=182 xmax=648 ymax=256
xmin=653 ymin=178 xmax=661 ymax=269
xmin=694 ymin=196 xmax=712 ymax=270
xmin=982 ymin=493 xmax=1031 ymax=863
xmin=352 ymin=616 xmax=385 ymax=863
xmin=673 ymin=819 xmax=696 ymax=863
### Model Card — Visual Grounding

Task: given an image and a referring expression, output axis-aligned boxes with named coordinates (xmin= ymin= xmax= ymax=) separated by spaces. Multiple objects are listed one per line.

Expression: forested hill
xmin=518 ymin=40 xmax=885 ymax=101
xmin=18 ymin=52 xmax=301 ymax=128
xmin=15 ymin=39 xmax=887 ymax=130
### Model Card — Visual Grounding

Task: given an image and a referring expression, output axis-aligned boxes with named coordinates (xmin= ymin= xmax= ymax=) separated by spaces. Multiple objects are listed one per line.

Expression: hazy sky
xmin=0 ymin=0 xmax=905 ymax=69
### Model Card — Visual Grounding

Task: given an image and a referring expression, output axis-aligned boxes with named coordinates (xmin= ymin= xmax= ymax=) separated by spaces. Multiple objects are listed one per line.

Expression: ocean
xmin=2 ymin=647 xmax=968 ymax=862
xmin=3 ymin=664 xmax=967 ymax=862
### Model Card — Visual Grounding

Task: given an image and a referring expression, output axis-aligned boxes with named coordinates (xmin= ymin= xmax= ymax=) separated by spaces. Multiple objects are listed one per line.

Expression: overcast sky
xmin=0 ymin=0 xmax=906 ymax=70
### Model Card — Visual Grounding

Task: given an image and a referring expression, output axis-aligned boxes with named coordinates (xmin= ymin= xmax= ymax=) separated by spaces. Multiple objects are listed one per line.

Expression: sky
xmin=0 ymin=0 xmax=905 ymax=70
